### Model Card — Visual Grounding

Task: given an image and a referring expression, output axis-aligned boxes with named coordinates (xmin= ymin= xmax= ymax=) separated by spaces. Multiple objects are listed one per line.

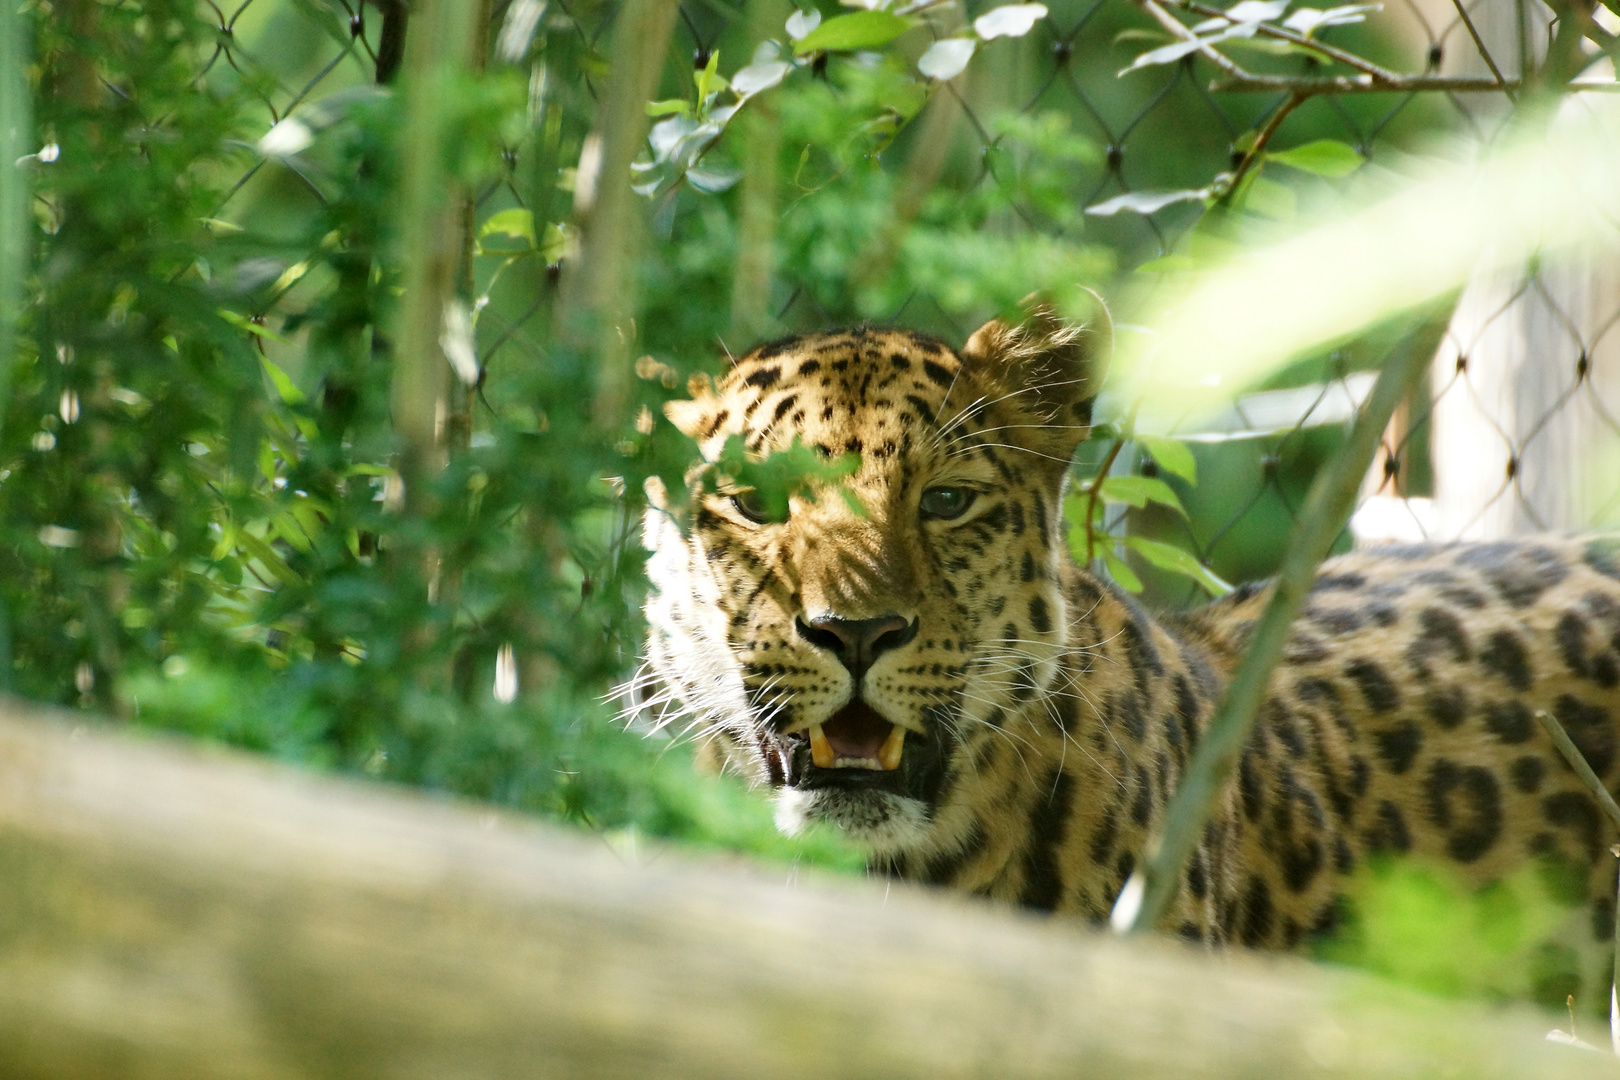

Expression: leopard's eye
xmin=731 ymin=489 xmax=777 ymax=524
xmin=920 ymin=486 xmax=975 ymax=520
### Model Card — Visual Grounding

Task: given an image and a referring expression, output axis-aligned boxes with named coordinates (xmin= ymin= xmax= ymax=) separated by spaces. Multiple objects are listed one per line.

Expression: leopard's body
xmin=640 ymin=305 xmax=1620 ymax=974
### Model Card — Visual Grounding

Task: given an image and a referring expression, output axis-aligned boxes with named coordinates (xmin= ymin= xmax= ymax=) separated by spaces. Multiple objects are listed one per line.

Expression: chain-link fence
xmin=194 ymin=0 xmax=1620 ymax=620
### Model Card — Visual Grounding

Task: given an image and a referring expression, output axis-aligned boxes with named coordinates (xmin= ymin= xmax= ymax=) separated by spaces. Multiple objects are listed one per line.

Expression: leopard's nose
xmin=795 ymin=613 xmax=919 ymax=676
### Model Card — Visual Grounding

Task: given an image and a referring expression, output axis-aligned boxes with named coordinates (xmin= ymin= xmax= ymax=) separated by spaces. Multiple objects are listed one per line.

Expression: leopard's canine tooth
xmin=878 ymin=725 xmax=905 ymax=770
xmin=809 ymin=723 xmax=834 ymax=768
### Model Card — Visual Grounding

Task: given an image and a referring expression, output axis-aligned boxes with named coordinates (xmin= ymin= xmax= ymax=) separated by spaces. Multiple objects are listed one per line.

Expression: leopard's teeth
xmin=809 ymin=724 xmax=835 ymax=768
xmin=878 ymin=725 xmax=905 ymax=771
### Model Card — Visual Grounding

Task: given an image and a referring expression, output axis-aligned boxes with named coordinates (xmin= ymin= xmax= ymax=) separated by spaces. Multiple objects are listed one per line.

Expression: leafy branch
xmin=1064 ymin=429 xmax=1233 ymax=599
xmin=632 ymin=2 xmax=1053 ymax=202
xmin=1093 ymin=0 xmax=1620 ymax=221
xmin=696 ymin=435 xmax=863 ymax=523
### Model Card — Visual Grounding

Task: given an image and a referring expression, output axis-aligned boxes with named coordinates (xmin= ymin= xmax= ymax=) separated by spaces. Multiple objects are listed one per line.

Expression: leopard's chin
xmin=773 ymin=787 xmax=931 ymax=854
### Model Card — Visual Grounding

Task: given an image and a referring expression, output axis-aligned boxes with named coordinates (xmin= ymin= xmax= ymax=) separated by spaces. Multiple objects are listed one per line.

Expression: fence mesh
xmin=190 ymin=0 xmax=1620 ymax=611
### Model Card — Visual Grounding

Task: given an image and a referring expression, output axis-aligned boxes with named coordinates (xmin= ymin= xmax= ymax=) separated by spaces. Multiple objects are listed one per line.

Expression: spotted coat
xmin=639 ymin=305 xmax=1620 ymax=980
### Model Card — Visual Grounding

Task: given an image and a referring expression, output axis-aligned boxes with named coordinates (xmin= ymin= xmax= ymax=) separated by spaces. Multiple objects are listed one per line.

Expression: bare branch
xmin=1224 ymin=91 xmax=1305 ymax=195
xmin=1135 ymin=0 xmax=1254 ymax=79
xmin=1537 ymin=708 xmax=1620 ymax=832
xmin=1169 ymin=0 xmax=1405 ymax=81
xmin=1210 ymin=72 xmax=1620 ymax=93
xmin=1448 ymin=0 xmax=1515 ymax=98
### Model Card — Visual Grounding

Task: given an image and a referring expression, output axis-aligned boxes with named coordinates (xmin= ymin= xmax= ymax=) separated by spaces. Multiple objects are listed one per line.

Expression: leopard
xmin=637 ymin=297 xmax=1620 ymax=996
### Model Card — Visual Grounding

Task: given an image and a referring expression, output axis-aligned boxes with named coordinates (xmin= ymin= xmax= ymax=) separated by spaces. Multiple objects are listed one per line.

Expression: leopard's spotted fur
xmin=640 ymin=302 xmax=1620 ymax=975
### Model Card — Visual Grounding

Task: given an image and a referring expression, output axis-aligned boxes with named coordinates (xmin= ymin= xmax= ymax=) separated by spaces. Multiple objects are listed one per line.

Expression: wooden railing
xmin=0 ymin=700 xmax=1607 ymax=1079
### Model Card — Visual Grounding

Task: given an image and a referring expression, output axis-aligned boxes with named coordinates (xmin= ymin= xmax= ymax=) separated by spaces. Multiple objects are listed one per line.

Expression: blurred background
xmin=5 ymin=0 xmax=1620 ymax=1006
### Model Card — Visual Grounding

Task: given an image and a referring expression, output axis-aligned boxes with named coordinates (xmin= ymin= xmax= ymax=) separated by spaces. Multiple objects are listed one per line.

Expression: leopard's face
xmin=641 ymin=307 xmax=1108 ymax=854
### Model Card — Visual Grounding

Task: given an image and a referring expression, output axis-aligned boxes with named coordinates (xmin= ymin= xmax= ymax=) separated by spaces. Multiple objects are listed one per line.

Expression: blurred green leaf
xmin=479 ymin=207 xmax=537 ymax=244
xmin=1137 ymin=435 xmax=1197 ymax=483
xmin=1097 ymin=475 xmax=1187 ymax=515
xmin=1124 ymin=536 xmax=1232 ymax=596
xmin=794 ymin=12 xmax=912 ymax=53
xmin=1265 ymin=138 xmax=1365 ymax=178
xmin=1101 ymin=547 xmax=1144 ymax=592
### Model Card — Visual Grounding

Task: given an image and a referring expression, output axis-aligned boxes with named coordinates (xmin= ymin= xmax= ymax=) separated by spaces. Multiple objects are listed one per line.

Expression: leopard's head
xmin=639 ymin=299 xmax=1110 ymax=854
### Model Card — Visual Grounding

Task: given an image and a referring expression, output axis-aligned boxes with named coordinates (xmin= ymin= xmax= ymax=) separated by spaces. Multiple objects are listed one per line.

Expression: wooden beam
xmin=0 ymin=702 xmax=1606 ymax=1080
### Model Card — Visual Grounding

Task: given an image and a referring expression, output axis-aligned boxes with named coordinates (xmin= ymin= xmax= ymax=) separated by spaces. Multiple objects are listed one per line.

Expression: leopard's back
xmin=1174 ymin=536 xmax=1620 ymax=949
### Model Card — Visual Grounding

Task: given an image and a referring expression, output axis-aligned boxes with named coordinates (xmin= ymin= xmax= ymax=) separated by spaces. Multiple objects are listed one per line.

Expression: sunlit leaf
xmin=918 ymin=38 xmax=976 ymax=80
xmin=1122 ymin=37 xmax=1206 ymax=69
xmin=1223 ymin=0 xmax=1290 ymax=21
xmin=645 ymin=98 xmax=691 ymax=117
xmin=1282 ymin=3 xmax=1381 ymax=32
xmin=785 ymin=8 xmax=822 ymax=39
xmin=1086 ymin=188 xmax=1209 ymax=216
xmin=794 ymin=11 xmax=912 ymax=53
xmin=649 ymin=116 xmax=697 ymax=163
xmin=687 ymin=167 xmax=743 ymax=192
xmin=731 ymin=60 xmax=791 ymax=96
xmin=973 ymin=3 xmax=1049 ymax=39
xmin=1266 ymin=138 xmax=1365 ymax=177
xmin=1124 ymin=536 xmax=1233 ymax=595
xmin=478 ymin=207 xmax=536 ymax=244
xmin=258 ymin=117 xmax=313 ymax=158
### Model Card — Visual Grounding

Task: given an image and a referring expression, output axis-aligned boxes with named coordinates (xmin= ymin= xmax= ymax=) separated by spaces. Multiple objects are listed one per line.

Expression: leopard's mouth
xmin=808 ymin=698 xmax=906 ymax=771
xmin=759 ymin=698 xmax=949 ymax=804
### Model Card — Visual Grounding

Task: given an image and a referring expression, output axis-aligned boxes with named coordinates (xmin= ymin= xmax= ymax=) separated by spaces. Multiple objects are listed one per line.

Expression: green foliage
xmin=700 ymin=435 xmax=863 ymax=523
xmin=1266 ymin=138 xmax=1365 ymax=178
xmin=3 ymin=0 xmax=1462 ymax=888
xmin=1319 ymin=860 xmax=1589 ymax=1010
xmin=1064 ymin=437 xmax=1233 ymax=599
xmin=794 ymin=12 xmax=914 ymax=53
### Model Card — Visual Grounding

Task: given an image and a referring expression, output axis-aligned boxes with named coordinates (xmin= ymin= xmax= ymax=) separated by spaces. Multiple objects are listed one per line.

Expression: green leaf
xmin=1098 ymin=475 xmax=1186 ymax=516
xmin=1243 ymin=175 xmax=1297 ymax=221
xmin=1136 ymin=435 xmax=1197 ymax=483
xmin=1086 ymin=187 xmax=1210 ymax=217
xmin=645 ymin=98 xmax=692 ymax=117
xmin=478 ymin=207 xmax=537 ymax=245
xmin=219 ymin=308 xmax=291 ymax=345
xmin=211 ymin=520 xmax=238 ymax=562
xmin=694 ymin=48 xmax=728 ymax=101
xmin=271 ymin=511 xmax=313 ymax=554
xmin=1265 ymin=138 xmax=1364 ymax=178
xmin=1101 ymin=547 xmax=1144 ymax=592
xmin=1124 ymin=536 xmax=1233 ymax=596
xmin=257 ymin=355 xmax=306 ymax=405
xmin=703 ymin=435 xmax=862 ymax=523
xmin=793 ymin=11 xmax=912 ymax=53
xmin=232 ymin=528 xmax=303 ymax=588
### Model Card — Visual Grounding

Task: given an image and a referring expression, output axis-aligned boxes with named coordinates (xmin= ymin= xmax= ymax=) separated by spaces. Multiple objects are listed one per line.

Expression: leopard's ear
xmin=960 ymin=290 xmax=1111 ymax=458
